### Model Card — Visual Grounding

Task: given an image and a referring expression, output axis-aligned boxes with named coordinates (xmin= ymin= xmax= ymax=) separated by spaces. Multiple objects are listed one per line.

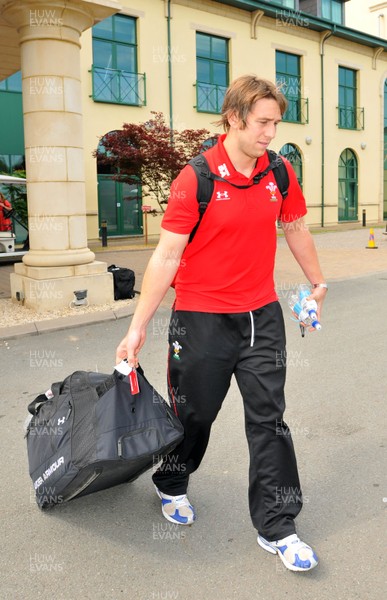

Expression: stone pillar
xmin=0 ymin=0 xmax=120 ymax=311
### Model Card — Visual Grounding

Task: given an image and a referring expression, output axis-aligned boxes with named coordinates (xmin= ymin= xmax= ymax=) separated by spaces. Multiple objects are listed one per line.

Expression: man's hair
xmin=218 ymin=75 xmax=288 ymax=131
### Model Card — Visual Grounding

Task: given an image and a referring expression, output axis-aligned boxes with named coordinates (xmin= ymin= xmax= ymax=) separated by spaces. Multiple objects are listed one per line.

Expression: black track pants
xmin=152 ymin=301 xmax=302 ymax=540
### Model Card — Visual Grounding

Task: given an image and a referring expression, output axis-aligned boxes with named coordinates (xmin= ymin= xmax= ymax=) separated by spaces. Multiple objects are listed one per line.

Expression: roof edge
xmin=211 ymin=0 xmax=387 ymax=51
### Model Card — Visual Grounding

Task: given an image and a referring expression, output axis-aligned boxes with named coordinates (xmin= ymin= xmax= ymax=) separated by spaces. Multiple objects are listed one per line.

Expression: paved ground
xmin=0 ymin=225 xmax=386 ymax=600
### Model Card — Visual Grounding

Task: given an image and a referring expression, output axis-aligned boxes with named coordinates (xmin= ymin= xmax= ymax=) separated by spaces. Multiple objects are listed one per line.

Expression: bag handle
xmin=28 ymin=394 xmax=50 ymax=416
xmin=28 ymin=366 xmax=146 ymax=414
xmin=95 ymin=373 xmax=117 ymax=398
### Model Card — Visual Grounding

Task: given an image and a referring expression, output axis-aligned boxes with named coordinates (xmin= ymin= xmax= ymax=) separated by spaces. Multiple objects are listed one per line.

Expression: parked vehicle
xmin=0 ymin=174 xmax=27 ymax=263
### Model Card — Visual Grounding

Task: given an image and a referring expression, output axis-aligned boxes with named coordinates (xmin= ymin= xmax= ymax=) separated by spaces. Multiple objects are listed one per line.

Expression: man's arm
xmin=281 ymin=217 xmax=328 ymax=319
xmin=115 ymin=228 xmax=189 ymax=366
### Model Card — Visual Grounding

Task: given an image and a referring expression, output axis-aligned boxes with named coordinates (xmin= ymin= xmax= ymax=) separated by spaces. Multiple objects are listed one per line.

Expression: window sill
xmin=91 ymin=96 xmax=144 ymax=107
xmin=195 ymin=107 xmax=222 ymax=115
xmin=281 ymin=119 xmax=306 ymax=125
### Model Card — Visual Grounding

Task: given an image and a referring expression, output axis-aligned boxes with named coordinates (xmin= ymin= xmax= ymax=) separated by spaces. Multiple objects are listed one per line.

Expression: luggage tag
xmin=115 ymin=360 xmax=140 ymax=395
xmin=129 ymin=369 xmax=140 ymax=395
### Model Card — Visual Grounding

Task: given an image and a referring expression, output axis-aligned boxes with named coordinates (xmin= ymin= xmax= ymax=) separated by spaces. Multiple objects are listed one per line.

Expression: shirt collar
xmin=214 ymin=134 xmax=269 ymax=183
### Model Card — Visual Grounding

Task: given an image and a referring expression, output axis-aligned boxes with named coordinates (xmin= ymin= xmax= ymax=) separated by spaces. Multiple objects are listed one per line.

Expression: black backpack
xmin=188 ymin=149 xmax=289 ymax=242
xmin=108 ymin=265 xmax=136 ymax=300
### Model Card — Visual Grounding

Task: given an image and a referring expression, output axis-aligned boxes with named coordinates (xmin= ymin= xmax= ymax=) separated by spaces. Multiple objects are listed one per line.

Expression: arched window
xmin=338 ymin=149 xmax=358 ymax=222
xmin=96 ymin=133 xmax=117 ymax=175
xmin=278 ymin=143 xmax=303 ymax=188
xmin=200 ymin=135 xmax=219 ymax=153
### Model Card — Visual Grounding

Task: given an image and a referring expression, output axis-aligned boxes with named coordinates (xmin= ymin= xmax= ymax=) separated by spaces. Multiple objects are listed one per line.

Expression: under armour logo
xmin=218 ymin=163 xmax=230 ymax=178
xmin=216 ymin=190 xmax=230 ymax=200
xmin=57 ymin=417 xmax=66 ymax=425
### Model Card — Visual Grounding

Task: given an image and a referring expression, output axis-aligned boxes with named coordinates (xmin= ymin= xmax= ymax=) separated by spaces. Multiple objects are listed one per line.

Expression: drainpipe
xmin=378 ymin=13 xmax=384 ymax=39
xmin=319 ymin=30 xmax=333 ymax=228
xmin=166 ymin=0 xmax=174 ymax=142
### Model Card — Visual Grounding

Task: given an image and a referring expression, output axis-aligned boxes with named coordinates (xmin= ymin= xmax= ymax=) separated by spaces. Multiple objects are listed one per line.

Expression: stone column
xmin=0 ymin=0 xmax=120 ymax=311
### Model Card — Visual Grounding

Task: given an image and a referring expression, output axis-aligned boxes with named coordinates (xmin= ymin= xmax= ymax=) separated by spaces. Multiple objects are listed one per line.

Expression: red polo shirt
xmin=162 ymin=134 xmax=307 ymax=313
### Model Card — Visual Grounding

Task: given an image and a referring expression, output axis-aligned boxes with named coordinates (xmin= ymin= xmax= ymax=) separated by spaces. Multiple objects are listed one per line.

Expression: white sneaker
xmin=257 ymin=533 xmax=318 ymax=572
xmin=155 ymin=486 xmax=196 ymax=525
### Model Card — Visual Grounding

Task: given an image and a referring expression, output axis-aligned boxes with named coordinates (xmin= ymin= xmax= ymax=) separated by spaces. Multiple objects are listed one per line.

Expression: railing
xmin=194 ymin=81 xmax=228 ymax=114
xmin=337 ymin=105 xmax=364 ymax=130
xmin=282 ymin=96 xmax=309 ymax=124
xmin=90 ymin=66 xmax=146 ymax=106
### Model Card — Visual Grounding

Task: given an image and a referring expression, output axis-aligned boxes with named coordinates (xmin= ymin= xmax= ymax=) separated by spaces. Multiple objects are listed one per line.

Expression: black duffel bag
xmin=25 ymin=367 xmax=184 ymax=509
xmin=108 ymin=264 xmax=136 ymax=300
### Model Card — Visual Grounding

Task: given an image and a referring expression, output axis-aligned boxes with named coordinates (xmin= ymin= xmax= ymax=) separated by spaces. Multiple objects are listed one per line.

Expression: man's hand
xmin=115 ymin=327 xmax=146 ymax=368
xmin=307 ymin=286 xmax=328 ymax=325
xmin=114 ymin=228 xmax=189 ymax=369
xmin=294 ymin=286 xmax=327 ymax=332
xmin=282 ymin=217 xmax=328 ymax=328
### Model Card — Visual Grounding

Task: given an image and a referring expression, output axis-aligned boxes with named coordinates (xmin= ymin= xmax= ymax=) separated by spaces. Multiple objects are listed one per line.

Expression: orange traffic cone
xmin=365 ymin=228 xmax=378 ymax=249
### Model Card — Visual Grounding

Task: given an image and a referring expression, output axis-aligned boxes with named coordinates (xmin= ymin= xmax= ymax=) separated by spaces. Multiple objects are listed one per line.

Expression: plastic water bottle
xmin=298 ymin=284 xmax=322 ymax=330
xmin=288 ymin=284 xmax=322 ymax=332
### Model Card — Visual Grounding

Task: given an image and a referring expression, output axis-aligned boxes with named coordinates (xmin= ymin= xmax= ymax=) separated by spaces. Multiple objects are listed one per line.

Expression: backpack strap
xmin=267 ymin=149 xmax=289 ymax=200
xmin=188 ymin=150 xmax=290 ymax=243
xmin=188 ymin=155 xmax=215 ymax=243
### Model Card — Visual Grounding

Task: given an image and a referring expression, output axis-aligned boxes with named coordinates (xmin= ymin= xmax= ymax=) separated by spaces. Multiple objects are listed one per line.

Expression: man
xmin=116 ymin=75 xmax=327 ymax=572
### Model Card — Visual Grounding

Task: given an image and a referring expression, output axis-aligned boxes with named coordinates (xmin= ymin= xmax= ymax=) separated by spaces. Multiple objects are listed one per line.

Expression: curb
xmin=0 ymin=304 xmax=135 ymax=341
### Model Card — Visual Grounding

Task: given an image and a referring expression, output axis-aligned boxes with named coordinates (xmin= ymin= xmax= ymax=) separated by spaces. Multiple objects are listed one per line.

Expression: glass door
xmin=338 ymin=149 xmax=358 ymax=221
xmin=98 ymin=175 xmax=142 ymax=235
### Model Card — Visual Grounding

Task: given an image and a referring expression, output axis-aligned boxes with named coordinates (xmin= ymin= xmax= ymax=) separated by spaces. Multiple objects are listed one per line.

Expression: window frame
xmin=338 ymin=148 xmax=358 ymax=222
xmin=274 ymin=0 xmax=296 ymax=7
xmin=195 ymin=32 xmax=229 ymax=115
xmin=91 ymin=14 xmax=146 ymax=107
xmin=338 ymin=66 xmax=363 ymax=130
xmin=93 ymin=15 xmax=138 ymax=74
xmin=275 ymin=51 xmax=308 ymax=124
xmin=321 ymin=0 xmax=344 ymax=25
xmin=279 ymin=143 xmax=303 ymax=189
